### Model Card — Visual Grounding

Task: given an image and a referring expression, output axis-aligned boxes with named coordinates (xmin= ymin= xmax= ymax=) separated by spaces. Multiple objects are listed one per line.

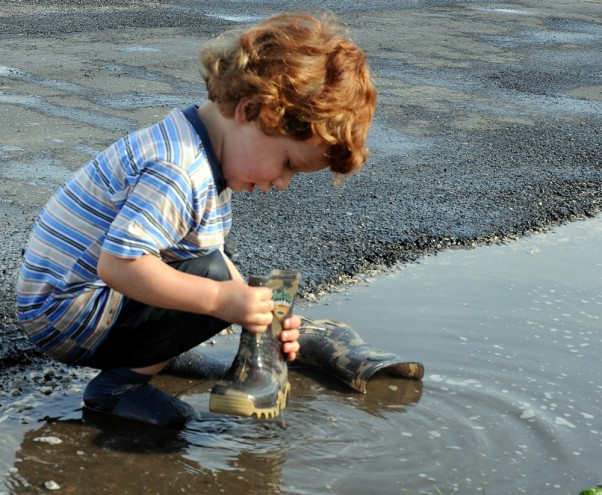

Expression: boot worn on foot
xmin=209 ymin=270 xmax=301 ymax=419
xmin=296 ymin=317 xmax=424 ymax=393
xmin=83 ymin=368 xmax=198 ymax=427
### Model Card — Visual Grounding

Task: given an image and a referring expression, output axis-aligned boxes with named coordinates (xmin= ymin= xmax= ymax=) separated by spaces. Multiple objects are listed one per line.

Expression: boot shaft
xmin=249 ymin=269 xmax=301 ymax=338
xmin=297 ymin=317 xmax=424 ymax=393
xmin=209 ymin=270 xmax=301 ymax=418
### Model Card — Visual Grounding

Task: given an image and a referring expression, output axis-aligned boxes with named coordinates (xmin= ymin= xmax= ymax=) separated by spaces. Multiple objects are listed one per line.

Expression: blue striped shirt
xmin=16 ymin=108 xmax=232 ymax=364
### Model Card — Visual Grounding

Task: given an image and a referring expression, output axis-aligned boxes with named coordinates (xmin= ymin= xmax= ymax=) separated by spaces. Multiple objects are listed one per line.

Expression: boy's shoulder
xmin=120 ymin=108 xmax=203 ymax=170
xmin=135 ymin=108 xmax=194 ymax=147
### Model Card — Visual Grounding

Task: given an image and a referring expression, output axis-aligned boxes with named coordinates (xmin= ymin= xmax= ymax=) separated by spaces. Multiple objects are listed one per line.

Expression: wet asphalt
xmin=0 ymin=0 xmax=600 ymax=391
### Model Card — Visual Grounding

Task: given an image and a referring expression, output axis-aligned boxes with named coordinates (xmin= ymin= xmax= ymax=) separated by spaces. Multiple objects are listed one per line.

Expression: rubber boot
xmin=209 ymin=270 xmax=301 ymax=419
xmin=295 ymin=317 xmax=424 ymax=393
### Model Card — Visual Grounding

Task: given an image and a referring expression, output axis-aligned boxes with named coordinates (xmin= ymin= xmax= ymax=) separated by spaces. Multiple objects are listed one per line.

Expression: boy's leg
xmin=81 ymin=250 xmax=232 ymax=426
xmin=83 ymin=250 xmax=232 ymax=370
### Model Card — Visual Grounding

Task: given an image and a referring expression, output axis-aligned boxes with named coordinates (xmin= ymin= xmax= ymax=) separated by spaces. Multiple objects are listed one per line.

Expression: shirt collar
xmin=183 ymin=105 xmax=227 ymax=195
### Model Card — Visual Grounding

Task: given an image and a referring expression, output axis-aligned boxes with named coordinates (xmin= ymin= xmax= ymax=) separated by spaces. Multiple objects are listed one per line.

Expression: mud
xmin=0 ymin=0 xmax=601 ymax=400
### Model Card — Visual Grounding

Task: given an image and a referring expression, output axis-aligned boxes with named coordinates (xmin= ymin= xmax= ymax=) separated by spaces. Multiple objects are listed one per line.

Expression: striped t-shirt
xmin=16 ymin=107 xmax=232 ymax=364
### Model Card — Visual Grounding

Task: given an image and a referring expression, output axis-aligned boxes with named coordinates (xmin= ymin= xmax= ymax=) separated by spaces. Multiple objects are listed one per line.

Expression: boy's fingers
xmin=255 ymin=288 xmax=274 ymax=310
xmin=280 ymin=328 xmax=299 ymax=342
xmin=245 ymin=319 xmax=270 ymax=333
xmin=282 ymin=341 xmax=300 ymax=354
xmin=282 ymin=340 xmax=300 ymax=361
xmin=255 ymin=286 xmax=273 ymax=300
xmin=282 ymin=315 xmax=301 ymax=330
xmin=245 ymin=325 xmax=268 ymax=334
xmin=260 ymin=312 xmax=274 ymax=325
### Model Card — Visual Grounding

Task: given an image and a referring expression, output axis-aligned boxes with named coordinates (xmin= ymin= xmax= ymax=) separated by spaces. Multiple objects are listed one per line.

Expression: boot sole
xmin=209 ymin=382 xmax=291 ymax=419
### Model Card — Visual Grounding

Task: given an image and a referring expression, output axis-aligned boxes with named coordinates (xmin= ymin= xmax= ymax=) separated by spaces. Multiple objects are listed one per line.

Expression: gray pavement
xmin=1 ymin=0 xmax=601 ymax=370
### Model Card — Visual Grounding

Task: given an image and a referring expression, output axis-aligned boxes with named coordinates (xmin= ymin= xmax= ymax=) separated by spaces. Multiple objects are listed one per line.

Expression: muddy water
xmin=2 ymin=216 xmax=602 ymax=495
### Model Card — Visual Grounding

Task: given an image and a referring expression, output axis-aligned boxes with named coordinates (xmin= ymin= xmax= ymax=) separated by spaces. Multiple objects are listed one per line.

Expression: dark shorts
xmin=81 ymin=250 xmax=232 ymax=370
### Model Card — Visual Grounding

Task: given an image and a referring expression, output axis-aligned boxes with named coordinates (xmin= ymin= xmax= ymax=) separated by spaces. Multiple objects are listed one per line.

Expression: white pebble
xmin=44 ymin=480 xmax=61 ymax=490
xmin=33 ymin=436 xmax=63 ymax=445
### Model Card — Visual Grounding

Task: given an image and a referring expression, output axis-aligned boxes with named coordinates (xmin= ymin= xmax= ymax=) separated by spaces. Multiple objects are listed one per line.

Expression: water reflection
xmin=4 ymin=370 xmax=422 ymax=495
xmin=290 ymin=368 xmax=423 ymax=418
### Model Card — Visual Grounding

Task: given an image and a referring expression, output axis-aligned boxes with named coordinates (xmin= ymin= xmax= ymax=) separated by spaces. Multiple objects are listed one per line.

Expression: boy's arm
xmin=222 ymin=253 xmax=245 ymax=283
xmin=97 ymin=251 xmax=273 ymax=333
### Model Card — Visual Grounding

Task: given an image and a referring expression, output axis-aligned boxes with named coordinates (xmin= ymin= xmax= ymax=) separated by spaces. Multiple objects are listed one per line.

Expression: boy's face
xmin=222 ymin=110 xmax=329 ymax=193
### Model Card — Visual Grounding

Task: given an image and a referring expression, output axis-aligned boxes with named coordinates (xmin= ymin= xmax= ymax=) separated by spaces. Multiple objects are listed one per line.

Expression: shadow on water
xmin=2 ymin=216 xmax=602 ymax=495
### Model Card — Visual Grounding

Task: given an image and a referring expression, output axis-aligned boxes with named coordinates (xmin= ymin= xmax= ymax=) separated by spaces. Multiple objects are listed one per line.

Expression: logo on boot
xmin=272 ymin=288 xmax=293 ymax=319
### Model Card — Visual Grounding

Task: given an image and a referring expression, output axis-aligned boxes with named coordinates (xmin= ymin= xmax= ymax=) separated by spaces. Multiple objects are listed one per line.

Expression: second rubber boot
xmin=161 ymin=346 xmax=230 ymax=380
xmin=209 ymin=270 xmax=301 ymax=419
xmin=295 ymin=317 xmax=424 ymax=393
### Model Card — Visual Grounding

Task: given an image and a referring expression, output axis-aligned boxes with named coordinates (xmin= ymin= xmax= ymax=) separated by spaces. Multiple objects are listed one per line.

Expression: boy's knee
xmin=170 ymin=250 xmax=231 ymax=282
xmin=204 ymin=250 xmax=231 ymax=281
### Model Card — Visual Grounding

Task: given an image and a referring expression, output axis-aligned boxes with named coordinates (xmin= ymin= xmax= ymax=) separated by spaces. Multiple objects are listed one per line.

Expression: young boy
xmin=16 ymin=13 xmax=376 ymax=426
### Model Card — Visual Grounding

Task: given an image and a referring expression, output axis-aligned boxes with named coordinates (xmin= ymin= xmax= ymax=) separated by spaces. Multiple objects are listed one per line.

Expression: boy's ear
xmin=234 ymin=98 xmax=251 ymax=124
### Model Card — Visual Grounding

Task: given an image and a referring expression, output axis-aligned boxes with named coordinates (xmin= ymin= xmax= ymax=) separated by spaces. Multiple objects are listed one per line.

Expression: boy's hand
xmin=212 ymin=277 xmax=300 ymax=359
xmin=280 ymin=315 xmax=301 ymax=362
xmin=214 ymin=280 xmax=274 ymax=333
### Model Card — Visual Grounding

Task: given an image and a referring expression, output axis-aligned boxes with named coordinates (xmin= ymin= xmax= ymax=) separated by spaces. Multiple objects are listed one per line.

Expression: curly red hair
xmin=200 ymin=13 xmax=377 ymax=175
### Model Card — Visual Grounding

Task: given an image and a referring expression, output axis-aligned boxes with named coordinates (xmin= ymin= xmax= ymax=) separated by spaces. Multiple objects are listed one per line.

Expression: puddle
xmin=482 ymin=27 xmax=602 ymax=49
xmin=73 ymin=145 xmax=102 ymax=157
xmin=0 ymin=92 xmax=132 ymax=131
xmin=93 ymin=93 xmax=190 ymax=110
xmin=1 ymin=216 xmax=602 ymax=494
xmin=0 ymin=160 xmax=73 ymax=186
xmin=367 ymin=120 xmax=433 ymax=158
xmin=203 ymin=12 xmax=266 ymax=23
xmin=0 ymin=64 xmax=196 ymax=123
xmin=0 ymin=66 xmax=88 ymax=95
xmin=471 ymin=7 xmax=532 ymax=15
xmin=119 ymin=47 xmax=161 ymax=53
xmin=100 ymin=63 xmax=170 ymax=82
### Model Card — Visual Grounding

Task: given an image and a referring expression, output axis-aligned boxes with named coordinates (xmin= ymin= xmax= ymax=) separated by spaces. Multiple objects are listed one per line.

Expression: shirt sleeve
xmin=102 ymin=161 xmax=201 ymax=259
